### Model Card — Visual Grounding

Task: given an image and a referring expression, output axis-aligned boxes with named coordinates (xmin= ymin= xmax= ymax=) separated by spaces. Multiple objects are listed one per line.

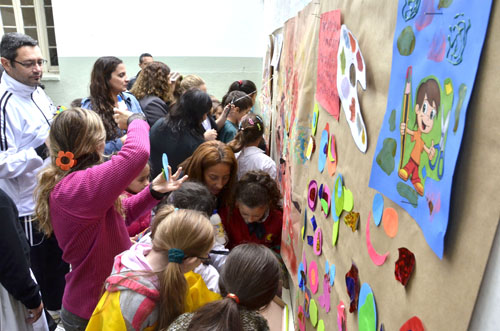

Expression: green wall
xmin=43 ymin=56 xmax=263 ymax=109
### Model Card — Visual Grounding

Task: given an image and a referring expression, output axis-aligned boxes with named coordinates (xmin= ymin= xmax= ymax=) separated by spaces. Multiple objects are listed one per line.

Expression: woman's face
xmin=109 ymin=63 xmax=128 ymax=95
xmin=203 ymin=163 xmax=231 ymax=196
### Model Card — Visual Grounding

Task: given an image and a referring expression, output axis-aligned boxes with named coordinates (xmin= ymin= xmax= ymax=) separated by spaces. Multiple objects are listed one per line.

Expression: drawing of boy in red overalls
xmin=399 ymin=78 xmax=440 ymax=196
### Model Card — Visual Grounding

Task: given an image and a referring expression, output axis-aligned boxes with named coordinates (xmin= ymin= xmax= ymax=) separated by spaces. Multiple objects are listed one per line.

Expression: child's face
xmin=127 ymin=164 xmax=150 ymax=194
xmin=237 ymin=202 xmax=268 ymax=223
xmin=213 ymin=105 xmax=223 ymax=119
xmin=236 ymin=107 xmax=252 ymax=123
xmin=415 ymin=94 xmax=436 ymax=134
xmin=203 ymin=163 xmax=231 ymax=196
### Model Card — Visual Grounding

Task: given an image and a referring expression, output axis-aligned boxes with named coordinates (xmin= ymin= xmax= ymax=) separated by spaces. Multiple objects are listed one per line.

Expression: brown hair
xmin=179 ymin=141 xmax=237 ymax=207
xmin=228 ymin=113 xmax=264 ymax=153
xmin=414 ymin=78 xmax=441 ymax=128
xmin=221 ymin=90 xmax=253 ymax=112
xmin=236 ymin=171 xmax=281 ymax=210
xmin=150 ymin=205 xmax=214 ymax=328
xmin=34 ymin=108 xmax=107 ymax=236
xmin=187 ymin=244 xmax=280 ymax=331
xmin=88 ymin=56 xmax=123 ymax=141
xmin=130 ymin=61 xmax=172 ymax=103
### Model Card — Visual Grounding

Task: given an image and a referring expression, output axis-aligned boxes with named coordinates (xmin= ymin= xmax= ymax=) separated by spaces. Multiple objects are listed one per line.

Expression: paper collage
xmin=263 ymin=1 xmax=496 ymax=330
xmin=369 ymin=0 xmax=494 ymax=258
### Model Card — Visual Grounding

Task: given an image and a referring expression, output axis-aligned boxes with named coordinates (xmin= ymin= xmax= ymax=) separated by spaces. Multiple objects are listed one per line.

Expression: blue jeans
xmin=61 ymin=307 xmax=88 ymax=331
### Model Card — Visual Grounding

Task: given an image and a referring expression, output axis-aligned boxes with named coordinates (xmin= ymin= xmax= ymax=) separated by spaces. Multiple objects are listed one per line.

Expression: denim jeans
xmin=61 ymin=307 xmax=88 ymax=331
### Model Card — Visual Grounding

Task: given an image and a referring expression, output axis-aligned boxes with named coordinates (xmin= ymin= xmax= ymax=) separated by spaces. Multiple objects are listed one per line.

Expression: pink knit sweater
xmin=50 ymin=119 xmax=159 ymax=319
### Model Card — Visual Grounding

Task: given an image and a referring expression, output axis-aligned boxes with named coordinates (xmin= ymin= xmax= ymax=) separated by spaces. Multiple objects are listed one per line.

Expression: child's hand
xmin=222 ymin=103 xmax=234 ymax=118
xmin=429 ymin=141 xmax=436 ymax=160
xmin=113 ymin=108 xmax=134 ymax=130
xmin=204 ymin=129 xmax=217 ymax=141
xmin=400 ymin=122 xmax=406 ymax=136
xmin=151 ymin=166 xmax=188 ymax=193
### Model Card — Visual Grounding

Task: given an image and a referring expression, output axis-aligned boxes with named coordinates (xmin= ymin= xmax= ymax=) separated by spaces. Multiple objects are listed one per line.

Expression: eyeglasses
xmin=11 ymin=59 xmax=47 ymax=68
xmin=197 ymin=255 xmax=211 ymax=265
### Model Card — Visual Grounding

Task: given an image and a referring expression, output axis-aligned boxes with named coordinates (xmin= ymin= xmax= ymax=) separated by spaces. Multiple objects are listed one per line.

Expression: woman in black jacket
xmin=150 ymin=88 xmax=212 ymax=176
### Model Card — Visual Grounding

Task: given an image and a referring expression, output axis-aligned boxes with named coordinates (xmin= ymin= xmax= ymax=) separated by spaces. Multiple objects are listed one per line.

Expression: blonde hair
xmin=179 ymin=74 xmax=205 ymax=95
xmin=34 ymin=108 xmax=106 ymax=236
xmin=151 ymin=205 xmax=214 ymax=328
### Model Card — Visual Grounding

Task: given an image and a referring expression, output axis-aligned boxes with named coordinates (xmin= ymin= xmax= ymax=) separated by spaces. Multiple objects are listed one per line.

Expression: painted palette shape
xmin=358 ymin=283 xmax=377 ymax=331
xmin=308 ymin=180 xmax=318 ymax=211
xmin=318 ymin=274 xmax=331 ymax=312
xmin=334 ymin=174 xmax=345 ymax=217
xmin=309 ymin=260 xmax=320 ymax=294
xmin=306 ymin=136 xmax=315 ymax=160
xmin=298 ymin=306 xmax=306 ymax=331
xmin=337 ymin=24 xmax=368 ymax=153
xmin=337 ymin=301 xmax=346 ymax=331
xmin=366 ymin=211 xmax=389 ymax=266
xmin=319 ymin=183 xmax=331 ymax=217
xmin=318 ymin=123 xmax=329 ymax=172
xmin=345 ymin=263 xmax=360 ymax=313
xmin=400 ymin=316 xmax=424 ymax=331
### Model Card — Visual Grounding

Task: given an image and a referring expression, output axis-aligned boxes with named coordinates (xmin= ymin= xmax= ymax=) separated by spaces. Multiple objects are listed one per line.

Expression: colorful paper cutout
xmin=334 ymin=174 xmax=344 ymax=216
xmin=310 ymin=215 xmax=317 ymax=231
xmin=298 ymin=262 xmax=306 ymax=291
xmin=298 ymin=305 xmax=305 ymax=331
xmin=316 ymin=9 xmax=341 ymax=119
xmin=330 ymin=264 xmax=336 ymax=287
xmin=332 ymin=219 xmax=340 ymax=246
xmin=327 ymin=134 xmax=338 ymax=176
xmin=317 ymin=319 xmax=325 ymax=331
xmin=343 ymin=187 xmax=354 ymax=212
xmin=306 ymin=136 xmax=316 ymax=160
xmin=320 ymin=184 xmax=331 ymax=217
xmin=310 ymin=299 xmax=318 ymax=327
xmin=372 ymin=193 xmax=384 ymax=226
xmin=318 ymin=274 xmax=331 ymax=312
xmin=382 ymin=207 xmax=398 ymax=238
xmin=309 ymin=260 xmax=319 ymax=294
xmin=308 ymin=180 xmax=318 ymax=211
xmin=395 ymin=247 xmax=416 ymax=286
xmin=400 ymin=316 xmax=424 ymax=331
xmin=302 ymin=210 xmax=307 ymax=240
xmin=337 ymin=301 xmax=346 ymax=331
xmin=366 ymin=212 xmax=389 ymax=266
xmin=307 ymin=235 xmax=314 ymax=246
xmin=304 ymin=287 xmax=312 ymax=318
xmin=358 ymin=283 xmax=377 ymax=331
xmin=312 ymin=102 xmax=320 ymax=135
xmin=318 ymin=123 xmax=329 ymax=173
xmin=336 ymin=25 xmax=367 ymax=153
xmin=369 ymin=0 xmax=494 ymax=258
xmin=162 ymin=153 xmax=169 ymax=180
xmin=344 ymin=211 xmax=359 ymax=232
xmin=345 ymin=263 xmax=360 ymax=313
xmin=313 ymin=227 xmax=322 ymax=255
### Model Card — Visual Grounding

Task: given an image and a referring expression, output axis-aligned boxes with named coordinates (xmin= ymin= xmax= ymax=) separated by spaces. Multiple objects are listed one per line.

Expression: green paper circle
xmin=309 ymin=299 xmax=318 ymax=326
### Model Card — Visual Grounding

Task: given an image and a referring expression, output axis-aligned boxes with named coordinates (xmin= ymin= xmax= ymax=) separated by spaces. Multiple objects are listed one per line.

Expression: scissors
xmin=428 ymin=110 xmax=451 ymax=179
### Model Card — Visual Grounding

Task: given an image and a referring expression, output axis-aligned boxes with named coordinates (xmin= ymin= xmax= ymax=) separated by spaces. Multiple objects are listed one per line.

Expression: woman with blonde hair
xmin=34 ymin=107 xmax=187 ymax=330
xmin=86 ymin=206 xmax=218 ymax=330
xmin=130 ymin=61 xmax=173 ymax=127
xmin=179 ymin=140 xmax=238 ymax=209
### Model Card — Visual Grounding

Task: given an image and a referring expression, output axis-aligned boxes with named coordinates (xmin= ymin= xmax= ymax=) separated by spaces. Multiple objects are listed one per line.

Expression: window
xmin=0 ymin=0 xmax=58 ymax=73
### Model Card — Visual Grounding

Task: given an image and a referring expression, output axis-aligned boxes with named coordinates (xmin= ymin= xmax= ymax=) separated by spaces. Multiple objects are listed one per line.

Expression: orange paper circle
xmin=382 ymin=207 xmax=398 ymax=238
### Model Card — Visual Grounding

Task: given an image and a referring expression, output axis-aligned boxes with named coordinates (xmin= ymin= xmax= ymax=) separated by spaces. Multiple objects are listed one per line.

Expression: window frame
xmin=0 ymin=0 xmax=59 ymax=74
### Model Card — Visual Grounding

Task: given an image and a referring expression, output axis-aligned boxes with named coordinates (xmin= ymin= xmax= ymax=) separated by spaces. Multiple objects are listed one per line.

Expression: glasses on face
xmin=197 ymin=255 xmax=211 ymax=265
xmin=11 ymin=59 xmax=47 ymax=69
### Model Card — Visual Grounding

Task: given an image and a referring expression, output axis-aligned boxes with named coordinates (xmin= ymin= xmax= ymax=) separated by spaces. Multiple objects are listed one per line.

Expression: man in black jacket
xmin=0 ymin=188 xmax=45 ymax=328
xmin=127 ymin=52 xmax=153 ymax=90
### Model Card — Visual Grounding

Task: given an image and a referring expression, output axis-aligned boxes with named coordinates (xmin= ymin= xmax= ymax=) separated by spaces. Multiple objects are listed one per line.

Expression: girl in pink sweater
xmin=34 ymin=107 xmax=187 ymax=330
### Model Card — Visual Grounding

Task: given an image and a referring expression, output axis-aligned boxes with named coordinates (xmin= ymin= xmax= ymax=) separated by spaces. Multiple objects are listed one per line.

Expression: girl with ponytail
xmin=87 ymin=206 xmax=217 ymax=330
xmin=168 ymin=243 xmax=280 ymax=331
xmin=228 ymin=113 xmax=276 ymax=180
xmin=34 ymin=107 xmax=187 ymax=329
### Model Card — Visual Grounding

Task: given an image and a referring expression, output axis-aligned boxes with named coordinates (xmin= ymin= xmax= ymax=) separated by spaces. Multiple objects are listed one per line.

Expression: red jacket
xmin=220 ymin=207 xmax=283 ymax=254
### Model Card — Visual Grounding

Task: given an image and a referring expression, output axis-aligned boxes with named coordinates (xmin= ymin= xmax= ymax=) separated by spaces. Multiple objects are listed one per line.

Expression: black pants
xmin=21 ymin=216 xmax=69 ymax=311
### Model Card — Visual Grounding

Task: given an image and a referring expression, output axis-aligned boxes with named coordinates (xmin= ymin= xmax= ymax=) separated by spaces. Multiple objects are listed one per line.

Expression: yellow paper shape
xmin=332 ymin=220 xmax=340 ymax=246
xmin=343 ymin=187 xmax=354 ymax=212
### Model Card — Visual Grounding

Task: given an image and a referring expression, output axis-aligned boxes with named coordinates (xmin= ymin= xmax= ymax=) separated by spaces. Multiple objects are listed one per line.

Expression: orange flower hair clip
xmin=55 ymin=151 xmax=77 ymax=171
